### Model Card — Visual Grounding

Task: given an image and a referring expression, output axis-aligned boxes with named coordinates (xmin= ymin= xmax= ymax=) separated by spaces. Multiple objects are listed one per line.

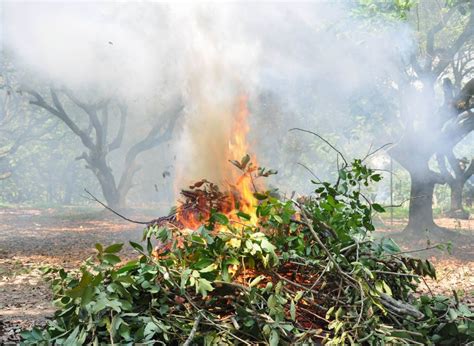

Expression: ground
xmin=0 ymin=207 xmax=473 ymax=343
xmin=0 ymin=207 xmax=143 ymax=343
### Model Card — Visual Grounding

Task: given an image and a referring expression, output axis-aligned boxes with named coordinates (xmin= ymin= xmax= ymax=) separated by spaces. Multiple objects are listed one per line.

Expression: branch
xmin=289 ymin=128 xmax=348 ymax=166
xmin=83 ymin=188 xmax=150 ymax=224
xmin=25 ymin=88 xmax=95 ymax=149
xmin=64 ymin=89 xmax=106 ymax=151
xmin=433 ymin=3 xmax=474 ymax=77
xmin=361 ymin=142 xmax=393 ymax=162
xmin=436 ymin=152 xmax=455 ymax=183
xmin=463 ymin=157 xmax=474 ymax=181
xmin=183 ymin=314 xmax=202 ymax=346
xmin=298 ymin=206 xmax=357 ymax=289
xmin=425 ymin=5 xmax=458 ymax=72
xmin=108 ymin=103 xmax=127 ymax=152
xmin=446 ymin=150 xmax=463 ymax=179
xmin=380 ymin=293 xmax=424 ymax=320
xmin=442 ymin=109 xmax=474 ymax=145
xmin=8 ymin=119 xmax=59 ymax=155
xmin=453 ymin=78 xmax=474 ymax=111
xmin=117 ymin=99 xmax=183 ymax=193
xmin=296 ymin=162 xmax=321 ymax=182
xmin=101 ymin=104 xmax=109 ymax=149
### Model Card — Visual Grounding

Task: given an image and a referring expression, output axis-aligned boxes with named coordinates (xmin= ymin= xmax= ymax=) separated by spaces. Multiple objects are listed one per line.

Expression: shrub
xmin=22 ymin=158 xmax=474 ymax=345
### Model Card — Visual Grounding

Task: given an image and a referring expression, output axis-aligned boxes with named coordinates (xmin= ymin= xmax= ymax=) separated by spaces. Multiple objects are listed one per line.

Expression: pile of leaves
xmin=22 ymin=157 xmax=473 ymax=345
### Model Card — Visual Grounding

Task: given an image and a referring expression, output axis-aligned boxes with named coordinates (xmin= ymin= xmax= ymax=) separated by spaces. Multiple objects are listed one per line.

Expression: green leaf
xmin=269 ymin=329 xmax=279 ymax=346
xmin=198 ymin=278 xmax=214 ymax=296
xmin=294 ymin=290 xmax=304 ymax=302
xmin=382 ymin=281 xmax=392 ymax=296
xmin=115 ymin=260 xmax=139 ymax=274
xmin=119 ymin=324 xmax=131 ymax=340
xmin=254 ymin=192 xmax=268 ymax=200
xmin=372 ymin=203 xmax=385 ymax=213
xmin=249 ymin=275 xmax=265 ymax=287
xmin=103 ymin=254 xmax=121 ymax=265
xmin=371 ymin=174 xmax=382 ymax=182
xmin=327 ymin=195 xmax=337 ymax=207
xmin=290 ymin=300 xmax=296 ymax=321
xmin=180 ymin=269 xmax=192 ymax=291
xmin=129 ymin=241 xmax=144 ymax=252
xmin=237 ymin=211 xmax=251 ymax=220
xmin=64 ymin=326 xmax=80 ymax=344
xmin=144 ymin=321 xmax=159 ymax=337
xmin=448 ymin=308 xmax=458 ymax=321
xmin=66 ymin=270 xmax=94 ymax=298
xmin=273 ymin=215 xmax=283 ymax=223
xmin=95 ymin=243 xmax=103 ymax=253
xmin=381 ymin=238 xmax=400 ymax=254
xmin=212 ymin=213 xmax=229 ymax=225
xmin=81 ymin=286 xmax=94 ymax=306
xmin=338 ymin=169 xmax=347 ymax=180
xmin=260 ymin=238 xmax=276 ymax=253
xmin=104 ymin=243 xmax=124 ymax=254
xmin=199 ymin=263 xmax=217 ymax=273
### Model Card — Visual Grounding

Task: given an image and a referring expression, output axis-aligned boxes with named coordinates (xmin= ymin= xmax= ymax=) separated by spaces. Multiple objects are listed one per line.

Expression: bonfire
xmin=22 ymin=99 xmax=473 ymax=345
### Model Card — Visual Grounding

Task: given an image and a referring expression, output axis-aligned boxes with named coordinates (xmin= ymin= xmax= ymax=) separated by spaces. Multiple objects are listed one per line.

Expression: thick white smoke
xmin=1 ymin=2 xmax=419 ymax=201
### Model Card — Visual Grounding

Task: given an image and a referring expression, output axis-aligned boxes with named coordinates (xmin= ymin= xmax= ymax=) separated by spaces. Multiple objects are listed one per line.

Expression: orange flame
xmin=176 ymin=95 xmax=259 ymax=230
xmin=228 ymin=95 xmax=258 ymax=221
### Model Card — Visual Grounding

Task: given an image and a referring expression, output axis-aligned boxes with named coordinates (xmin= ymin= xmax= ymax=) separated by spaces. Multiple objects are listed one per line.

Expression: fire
xmin=176 ymin=95 xmax=259 ymax=230
xmin=227 ymin=95 xmax=258 ymax=219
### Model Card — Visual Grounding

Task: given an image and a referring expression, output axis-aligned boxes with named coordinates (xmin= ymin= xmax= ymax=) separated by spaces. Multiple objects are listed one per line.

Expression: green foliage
xmin=22 ymin=158 xmax=473 ymax=345
xmin=408 ymin=295 xmax=474 ymax=343
xmin=353 ymin=0 xmax=416 ymax=21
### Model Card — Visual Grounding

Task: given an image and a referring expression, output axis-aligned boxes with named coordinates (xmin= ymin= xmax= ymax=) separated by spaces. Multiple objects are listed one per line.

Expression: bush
xmin=22 ymin=159 xmax=473 ymax=345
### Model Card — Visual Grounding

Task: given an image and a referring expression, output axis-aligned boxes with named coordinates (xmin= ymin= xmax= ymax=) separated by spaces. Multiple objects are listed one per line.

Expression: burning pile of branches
xmin=22 ymin=156 xmax=473 ymax=345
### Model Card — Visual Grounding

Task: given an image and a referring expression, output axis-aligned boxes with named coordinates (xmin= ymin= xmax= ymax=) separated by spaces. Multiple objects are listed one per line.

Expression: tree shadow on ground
xmin=375 ymin=218 xmax=474 ymax=262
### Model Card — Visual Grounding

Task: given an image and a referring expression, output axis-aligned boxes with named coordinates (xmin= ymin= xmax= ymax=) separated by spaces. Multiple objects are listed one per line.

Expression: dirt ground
xmin=0 ymin=208 xmax=473 ymax=343
xmin=0 ymin=207 xmax=143 ymax=343
xmin=375 ymin=217 xmax=474 ymax=305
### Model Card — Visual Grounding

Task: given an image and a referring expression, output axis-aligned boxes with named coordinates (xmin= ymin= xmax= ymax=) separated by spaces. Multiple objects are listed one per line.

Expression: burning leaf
xmin=240 ymin=154 xmax=251 ymax=169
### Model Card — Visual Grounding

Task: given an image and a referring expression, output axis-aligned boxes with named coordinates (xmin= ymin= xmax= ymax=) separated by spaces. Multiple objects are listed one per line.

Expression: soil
xmin=0 ymin=207 xmax=143 ymax=343
xmin=0 ymin=207 xmax=473 ymax=343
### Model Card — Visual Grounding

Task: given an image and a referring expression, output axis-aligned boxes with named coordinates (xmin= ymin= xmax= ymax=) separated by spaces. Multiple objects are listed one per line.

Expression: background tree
xmin=436 ymin=60 xmax=474 ymax=218
xmin=25 ymin=88 xmax=183 ymax=209
xmin=356 ymin=0 xmax=474 ymax=234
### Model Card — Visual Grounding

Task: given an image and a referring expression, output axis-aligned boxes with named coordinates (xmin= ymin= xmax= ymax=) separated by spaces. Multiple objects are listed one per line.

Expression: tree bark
xmin=450 ymin=181 xmax=463 ymax=211
xmin=405 ymin=170 xmax=439 ymax=232
xmin=436 ymin=146 xmax=474 ymax=219
xmin=448 ymin=181 xmax=469 ymax=219
xmin=62 ymin=161 xmax=76 ymax=205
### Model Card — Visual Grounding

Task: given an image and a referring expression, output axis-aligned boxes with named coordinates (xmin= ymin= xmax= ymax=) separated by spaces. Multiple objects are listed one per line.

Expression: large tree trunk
xmin=62 ymin=161 xmax=76 ymax=205
xmin=94 ymin=164 xmax=123 ymax=209
xmin=436 ymin=151 xmax=473 ymax=219
xmin=405 ymin=170 xmax=439 ymax=232
xmin=448 ymin=181 xmax=469 ymax=219
xmin=450 ymin=182 xmax=463 ymax=211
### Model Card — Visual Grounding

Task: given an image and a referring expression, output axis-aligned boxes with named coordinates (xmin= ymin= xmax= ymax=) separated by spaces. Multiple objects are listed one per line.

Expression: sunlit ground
xmin=0 ymin=206 xmax=472 ymax=342
xmin=375 ymin=213 xmax=474 ymax=311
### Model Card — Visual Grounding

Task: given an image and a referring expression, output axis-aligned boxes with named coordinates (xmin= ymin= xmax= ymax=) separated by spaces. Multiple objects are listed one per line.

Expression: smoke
xmin=171 ymin=5 xmax=259 ymax=186
xmin=1 ymin=2 xmax=421 ymax=202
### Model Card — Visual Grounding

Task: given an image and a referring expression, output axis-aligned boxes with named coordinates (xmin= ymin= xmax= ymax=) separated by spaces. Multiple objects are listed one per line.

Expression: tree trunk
xmin=88 ymin=153 xmax=124 ymax=209
xmin=405 ymin=170 xmax=439 ymax=233
xmin=96 ymin=173 xmax=122 ymax=209
xmin=62 ymin=161 xmax=76 ymax=205
xmin=448 ymin=181 xmax=469 ymax=219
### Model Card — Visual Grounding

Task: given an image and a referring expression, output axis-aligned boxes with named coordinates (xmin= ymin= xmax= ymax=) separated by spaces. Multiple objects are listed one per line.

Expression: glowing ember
xmin=176 ymin=95 xmax=259 ymax=229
